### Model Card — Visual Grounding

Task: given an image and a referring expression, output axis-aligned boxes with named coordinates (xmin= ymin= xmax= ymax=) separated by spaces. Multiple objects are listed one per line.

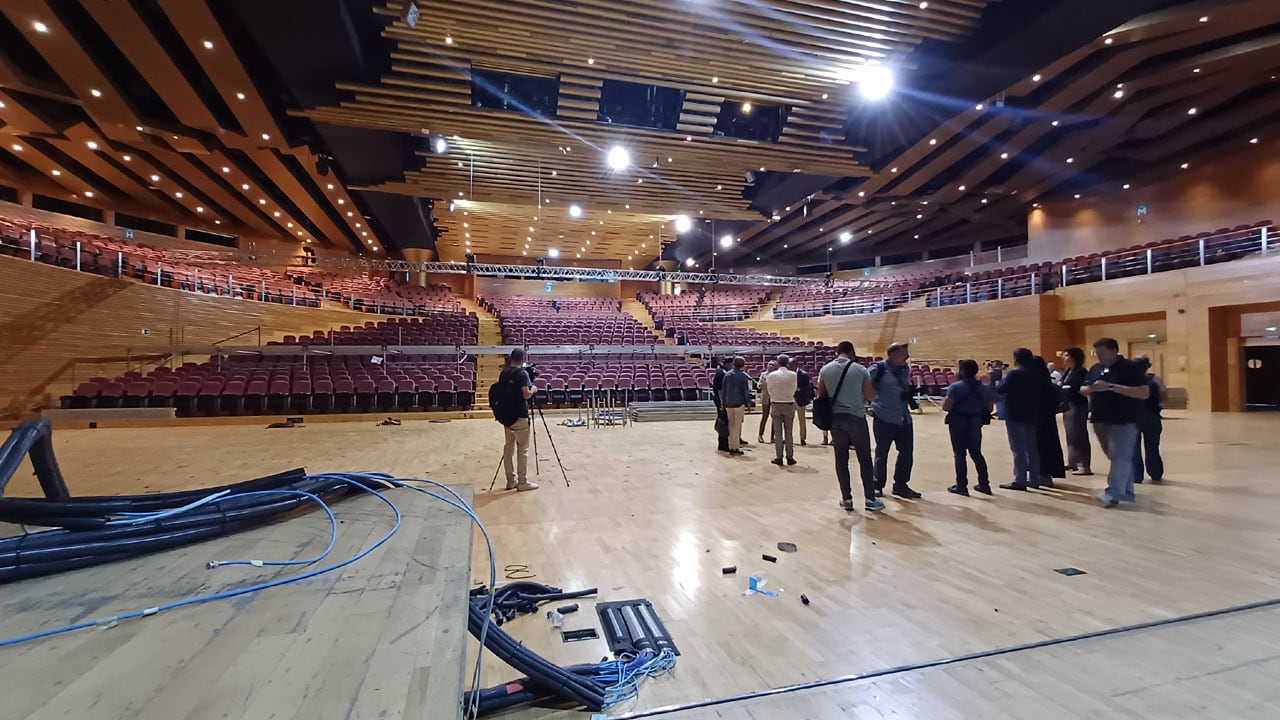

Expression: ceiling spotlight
xmin=1181 ymin=163 xmax=1189 ymax=169
xmin=203 ymin=40 xmax=214 ymax=49
xmin=919 ymin=1 xmax=929 ymax=7
xmin=241 ymin=183 xmax=249 ymax=190
xmin=86 ymin=141 xmax=98 ymax=150
xmin=1000 ymin=152 xmax=1009 ymax=160
xmin=1066 ymin=157 xmax=1074 ymax=163
xmin=261 ymin=133 xmax=270 ymax=140
xmin=858 ymin=191 xmax=865 ymax=197
xmin=433 ymin=135 xmax=448 ymax=154
xmin=175 ymin=192 xmax=184 ymax=198
xmin=236 ymin=92 xmax=246 ymax=100
xmin=929 ymin=138 xmax=937 ymax=145
xmin=1199 ymin=15 xmax=1208 ymax=22
xmin=1114 ymin=90 xmax=1124 ymax=99
xmin=1032 ymin=74 xmax=1042 ymax=82
xmin=711 ymin=76 xmax=719 ymax=83
xmin=607 ymin=145 xmax=630 ymax=171
xmin=719 ymin=234 xmax=734 ymax=249
xmin=337 ymin=199 xmax=344 ymax=205
xmin=548 ymin=248 xmax=560 ymax=258
xmin=272 ymin=211 xmax=280 ymax=217
xmin=33 ymin=21 xmax=49 ymax=33
xmin=444 ymin=35 xmax=453 ymax=45
xmin=259 ymin=198 xmax=267 ymax=205
xmin=1187 ymin=107 xmax=1197 ymax=115
xmin=685 ymin=257 xmax=695 ymax=267
xmin=674 ymin=215 xmax=693 ymax=233
xmin=84 ymin=191 xmax=94 ymax=198
xmin=958 ymin=185 xmax=966 ymax=191
xmin=587 ymin=57 xmax=594 ymax=65
xmin=568 ymin=204 xmax=583 ymax=218
xmin=1193 ymin=68 xmax=1201 ymax=73
xmin=839 ymin=231 xmax=852 ymax=243
xmin=1074 ymin=194 xmax=1081 ymax=199
xmin=150 ymin=174 xmax=161 ymax=181
xmin=1250 ymin=137 xmax=1259 ymax=144
xmin=1104 ymin=37 xmax=1113 ymax=45
xmin=975 ymin=103 xmax=984 ymax=110
xmin=741 ymin=102 xmax=753 ymax=114
xmin=1123 ymin=184 xmax=1131 ymax=189
xmin=981 ymin=198 xmax=988 ymax=204
xmin=90 ymin=88 xmax=102 ymax=98
xmin=857 ymin=65 xmax=895 ymax=100
xmin=1051 ymin=120 xmax=1060 ymax=127
xmin=51 ymin=169 xmax=60 ymax=176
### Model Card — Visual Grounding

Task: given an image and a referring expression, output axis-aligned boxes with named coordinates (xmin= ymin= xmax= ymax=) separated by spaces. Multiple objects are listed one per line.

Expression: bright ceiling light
xmin=548 ymin=248 xmax=560 ymax=258
xmin=1032 ymin=74 xmax=1042 ymax=82
xmin=151 ymin=174 xmax=161 ymax=181
xmin=241 ymin=183 xmax=249 ymax=190
xmin=122 ymin=155 xmax=132 ymax=162
xmin=236 ymin=92 xmax=246 ymax=100
xmin=175 ymin=192 xmax=183 ymax=198
xmin=1123 ymin=184 xmax=1131 ymax=189
xmin=1000 ymin=152 xmax=1009 ymax=160
xmin=1104 ymin=37 xmax=1114 ymax=45
xmin=839 ymin=231 xmax=852 ymax=243
xmin=1187 ymin=107 xmax=1197 ymax=115
xmin=90 ymin=89 xmax=102 ymax=98
xmin=261 ymin=133 xmax=270 ymax=141
xmin=569 ymin=204 xmax=583 ymax=218
xmin=919 ymin=1 xmax=929 ymax=7
xmin=84 ymin=191 xmax=93 ymax=198
xmin=33 ymin=21 xmax=49 ymax=33
xmin=51 ymin=169 xmax=60 ymax=176
xmin=196 ymin=206 xmax=204 ymax=212
xmin=741 ymin=102 xmax=753 ymax=114
xmin=975 ymin=103 xmax=984 ymax=110
xmin=86 ymin=141 xmax=98 ymax=150
xmin=203 ymin=40 xmax=214 ymax=49
xmin=1199 ymin=15 xmax=1208 ymax=22
xmin=719 ymin=234 xmax=734 ymax=249
xmin=673 ymin=215 xmax=693 ymax=233
xmin=1066 ymin=157 xmax=1074 ymax=163
xmin=685 ymin=257 xmax=695 ymax=267
xmin=444 ymin=36 xmax=453 ymax=45
xmin=1114 ymin=90 xmax=1124 ymax=99
xmin=1181 ymin=163 xmax=1189 ymax=169
xmin=1250 ymin=137 xmax=1259 ymax=144
xmin=433 ymin=136 xmax=448 ymax=154
xmin=958 ymin=185 xmax=966 ymax=191
xmin=606 ymin=145 xmax=630 ymax=171
xmin=857 ymin=65 xmax=895 ymax=100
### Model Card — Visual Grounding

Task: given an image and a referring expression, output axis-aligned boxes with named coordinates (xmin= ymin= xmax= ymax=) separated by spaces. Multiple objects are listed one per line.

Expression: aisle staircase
xmin=622 ymin=299 xmax=672 ymax=344
xmin=747 ymin=293 xmax=780 ymax=322
xmin=458 ymin=297 xmax=506 ymax=390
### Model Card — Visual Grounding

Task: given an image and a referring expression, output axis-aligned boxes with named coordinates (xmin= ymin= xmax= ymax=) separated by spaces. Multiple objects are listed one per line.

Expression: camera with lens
xmin=523 ymin=362 xmax=538 ymax=381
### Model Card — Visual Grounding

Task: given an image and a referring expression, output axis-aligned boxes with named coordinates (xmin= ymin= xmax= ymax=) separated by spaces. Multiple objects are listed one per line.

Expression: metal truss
xmin=315 ymin=257 xmax=824 ymax=287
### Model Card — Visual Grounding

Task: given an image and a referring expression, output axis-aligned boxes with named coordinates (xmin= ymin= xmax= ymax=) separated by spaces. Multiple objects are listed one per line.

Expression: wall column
xmin=402 ymin=247 xmax=437 ymax=287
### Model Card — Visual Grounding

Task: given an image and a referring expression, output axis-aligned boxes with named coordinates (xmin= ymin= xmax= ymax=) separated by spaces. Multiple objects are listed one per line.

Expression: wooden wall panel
xmin=475 ymin=277 xmax=620 ymax=299
xmin=733 ymin=295 xmax=1050 ymax=364
xmin=0 ymin=257 xmax=386 ymax=418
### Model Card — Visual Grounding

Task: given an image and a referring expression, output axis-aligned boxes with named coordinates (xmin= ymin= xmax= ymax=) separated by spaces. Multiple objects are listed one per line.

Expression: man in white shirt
xmin=765 ymin=354 xmax=799 ymax=466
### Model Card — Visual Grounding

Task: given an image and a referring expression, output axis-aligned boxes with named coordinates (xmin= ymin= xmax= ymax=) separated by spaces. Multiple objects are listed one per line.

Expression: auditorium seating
xmin=480 ymin=294 xmax=659 ymax=345
xmin=267 ymin=315 xmax=478 ymax=347
xmin=773 ymin=272 xmax=948 ymax=318
xmin=62 ymin=354 xmax=477 ymax=416
xmin=524 ymin=353 xmax=710 ymax=406
xmin=640 ymin=288 xmax=769 ymax=322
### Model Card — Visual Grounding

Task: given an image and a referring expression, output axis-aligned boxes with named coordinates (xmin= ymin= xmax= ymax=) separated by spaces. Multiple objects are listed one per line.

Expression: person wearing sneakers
xmin=944 ymin=359 xmax=995 ymax=496
xmin=765 ymin=354 xmax=798 ymax=467
xmin=756 ymin=360 xmax=777 ymax=444
xmin=1081 ymin=338 xmax=1149 ymax=507
xmin=499 ymin=349 xmax=538 ymax=492
xmin=818 ymin=341 xmax=881 ymax=512
xmin=721 ymin=356 xmax=751 ymax=455
xmin=869 ymin=342 xmax=922 ymax=500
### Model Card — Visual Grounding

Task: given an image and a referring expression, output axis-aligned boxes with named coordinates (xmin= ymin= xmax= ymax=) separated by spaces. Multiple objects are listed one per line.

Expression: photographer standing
xmin=869 ymin=342 xmax=921 ymax=499
xmin=493 ymin=349 xmax=538 ymax=491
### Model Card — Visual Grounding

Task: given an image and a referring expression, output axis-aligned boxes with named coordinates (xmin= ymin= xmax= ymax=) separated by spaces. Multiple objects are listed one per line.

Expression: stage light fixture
xmin=839 ymin=231 xmax=852 ymax=243
xmin=607 ymin=146 xmax=630 ymax=171
xmin=719 ymin=234 xmax=734 ymax=249
xmin=569 ymin=204 xmax=583 ymax=218
xmin=674 ymin=215 xmax=693 ymax=233
xmin=857 ymin=66 xmax=894 ymax=100
xmin=433 ymin=135 xmax=448 ymax=154
xmin=548 ymin=248 xmax=560 ymax=258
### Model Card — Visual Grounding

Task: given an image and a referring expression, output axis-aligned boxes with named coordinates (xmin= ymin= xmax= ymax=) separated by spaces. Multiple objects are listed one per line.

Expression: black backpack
xmin=488 ymin=368 xmax=526 ymax=427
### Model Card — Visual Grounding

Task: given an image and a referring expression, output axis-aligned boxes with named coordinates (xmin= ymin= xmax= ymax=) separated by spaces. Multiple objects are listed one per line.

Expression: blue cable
xmin=205 ymin=489 xmax=338 ymax=568
xmin=0 ymin=476 xmax=400 ymax=649
xmin=109 ymin=488 xmax=233 ymax=524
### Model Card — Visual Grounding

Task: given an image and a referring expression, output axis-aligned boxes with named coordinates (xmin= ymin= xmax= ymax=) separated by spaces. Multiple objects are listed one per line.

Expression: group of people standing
xmin=711 ymin=336 xmax=1166 ymax=513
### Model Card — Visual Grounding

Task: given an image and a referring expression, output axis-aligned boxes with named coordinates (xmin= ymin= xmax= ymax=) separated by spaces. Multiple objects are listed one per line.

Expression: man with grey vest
xmin=818 ymin=341 xmax=882 ymax=512
xmin=869 ymin=342 xmax=922 ymax=499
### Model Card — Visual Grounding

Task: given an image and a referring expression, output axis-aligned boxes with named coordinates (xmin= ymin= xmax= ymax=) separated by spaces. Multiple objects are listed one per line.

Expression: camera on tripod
xmin=523 ymin=362 xmax=538 ymax=381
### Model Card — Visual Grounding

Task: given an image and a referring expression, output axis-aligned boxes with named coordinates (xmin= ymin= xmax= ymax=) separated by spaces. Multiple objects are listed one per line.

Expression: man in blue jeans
xmin=997 ymin=348 xmax=1042 ymax=491
xmin=1081 ymin=337 xmax=1150 ymax=507
xmin=869 ymin=342 xmax=921 ymax=499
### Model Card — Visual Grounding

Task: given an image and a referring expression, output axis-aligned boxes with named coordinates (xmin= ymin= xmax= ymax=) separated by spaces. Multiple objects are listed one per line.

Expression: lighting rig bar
xmin=308 ymin=258 xmax=824 ymax=287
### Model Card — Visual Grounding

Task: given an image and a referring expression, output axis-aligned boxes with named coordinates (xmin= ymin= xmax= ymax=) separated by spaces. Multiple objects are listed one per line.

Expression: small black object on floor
xmin=777 ymin=542 xmax=797 ymax=553
xmin=1054 ymin=567 xmax=1087 ymax=576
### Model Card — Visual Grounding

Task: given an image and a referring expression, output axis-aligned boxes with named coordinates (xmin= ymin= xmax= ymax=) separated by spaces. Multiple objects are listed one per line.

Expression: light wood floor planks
xmin=3 ymin=409 xmax=1280 ymax=718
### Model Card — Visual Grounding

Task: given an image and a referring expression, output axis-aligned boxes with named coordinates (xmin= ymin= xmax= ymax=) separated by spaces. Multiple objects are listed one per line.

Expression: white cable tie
xmin=95 ymin=617 xmax=119 ymax=630
xmin=250 ymin=560 xmax=264 ymax=567
xmin=142 ymin=607 xmax=159 ymax=616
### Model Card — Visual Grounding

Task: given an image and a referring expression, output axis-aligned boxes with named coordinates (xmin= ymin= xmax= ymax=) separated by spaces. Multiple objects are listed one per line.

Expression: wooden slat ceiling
xmin=716 ymin=0 xmax=1280 ymax=266
xmin=0 ymin=0 xmax=377 ymax=255
xmin=296 ymin=0 xmax=999 ymax=263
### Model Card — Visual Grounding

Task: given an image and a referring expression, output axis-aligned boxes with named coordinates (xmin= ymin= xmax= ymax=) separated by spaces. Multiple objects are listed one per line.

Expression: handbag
xmin=812 ymin=361 xmax=852 ymax=431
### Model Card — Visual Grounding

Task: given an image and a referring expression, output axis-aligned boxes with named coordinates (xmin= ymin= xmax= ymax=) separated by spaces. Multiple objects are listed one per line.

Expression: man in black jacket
xmin=997 ymin=348 xmax=1042 ymax=491
xmin=712 ymin=357 xmax=733 ymax=452
xmin=794 ymin=365 xmax=816 ymax=446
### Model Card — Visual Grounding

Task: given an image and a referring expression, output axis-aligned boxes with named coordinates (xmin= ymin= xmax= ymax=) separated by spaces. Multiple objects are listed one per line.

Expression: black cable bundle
xmin=0 ymin=467 xmax=388 ymax=583
xmin=465 ymin=584 xmax=607 ymax=714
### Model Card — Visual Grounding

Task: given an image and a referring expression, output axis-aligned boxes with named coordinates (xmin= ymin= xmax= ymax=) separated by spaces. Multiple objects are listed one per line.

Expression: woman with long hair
xmin=1058 ymin=347 xmax=1092 ymax=475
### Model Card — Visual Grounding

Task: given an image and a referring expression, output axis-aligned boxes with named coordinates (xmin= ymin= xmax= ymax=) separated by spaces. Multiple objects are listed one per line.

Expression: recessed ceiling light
xmin=1123 ymin=184 xmax=1131 ymax=189
xmin=337 ymin=199 xmax=344 ymax=205
xmin=355 ymin=222 xmax=361 ymax=228
xmin=1187 ymin=107 xmax=1197 ymax=115
xmin=203 ymin=40 xmax=214 ymax=50
xmin=981 ymin=198 xmax=988 ymax=204
xmin=587 ymin=58 xmax=594 ymax=65
xmin=136 ymin=126 xmax=144 ymax=131
xmin=175 ymin=192 xmax=183 ymax=198
xmin=241 ymin=183 xmax=249 ymax=190
xmin=33 ymin=21 xmax=49 ymax=33
xmin=236 ymin=92 xmax=246 ymax=100
xmin=929 ymin=138 xmax=936 ymax=145
xmin=151 ymin=174 xmax=161 ymax=181
xmin=1032 ymin=74 xmax=1042 ymax=82
xmin=1000 ymin=152 xmax=1009 ymax=160
xmin=919 ymin=1 xmax=928 ymax=7
xmin=1199 ymin=15 xmax=1208 ymax=22
xmin=287 ymin=222 xmax=294 ymax=227
xmin=326 ymin=183 xmax=334 ymax=190
xmin=1193 ymin=68 xmax=1201 ymax=73
xmin=84 ymin=191 xmax=94 ymax=198
xmin=1051 ymin=120 xmax=1060 ymax=126
xmin=261 ymin=133 xmax=270 ymax=140
xmin=958 ymin=185 xmax=966 ymax=191
xmin=975 ymin=103 xmax=984 ymax=110
xmin=1250 ymin=137 xmax=1259 ymax=144
xmin=1104 ymin=37 xmax=1113 ymax=45
xmin=444 ymin=36 xmax=453 ymax=45
xmin=221 ymin=166 xmax=230 ymax=173
xmin=914 ymin=234 xmax=920 ymax=239
xmin=711 ymin=76 xmax=719 ymax=83
xmin=1066 ymin=157 xmax=1074 ymax=163
xmin=741 ymin=102 xmax=752 ymax=114
xmin=196 ymin=206 xmax=204 ymax=212
xmin=1074 ymin=194 xmax=1081 ymax=199
xmin=1181 ymin=163 xmax=1189 ymax=169
xmin=273 ymin=211 xmax=280 ymax=217
xmin=1114 ymin=90 xmax=1124 ymax=99
xmin=347 ymin=211 xmax=353 ymax=217
xmin=86 ymin=141 xmax=98 ymax=150
xmin=259 ymin=198 xmax=267 ymax=204
xmin=916 ymin=214 xmax=923 ymax=219
xmin=51 ymin=169 xmax=60 ymax=176
xmin=215 ymin=220 xmax=221 ymax=224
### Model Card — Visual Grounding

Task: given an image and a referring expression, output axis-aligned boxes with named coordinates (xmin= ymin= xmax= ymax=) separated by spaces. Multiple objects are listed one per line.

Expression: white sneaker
xmin=504 ymin=479 xmax=519 ymax=490
xmin=516 ymin=481 xmax=540 ymax=492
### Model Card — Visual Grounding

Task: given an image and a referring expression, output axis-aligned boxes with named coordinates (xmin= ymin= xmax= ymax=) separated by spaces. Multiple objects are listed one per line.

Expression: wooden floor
xmin=4 ymin=408 xmax=1280 ymax=719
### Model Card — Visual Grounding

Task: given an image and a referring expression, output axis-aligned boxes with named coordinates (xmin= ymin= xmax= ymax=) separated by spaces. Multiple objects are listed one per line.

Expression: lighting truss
xmin=310 ymin=257 xmax=824 ymax=287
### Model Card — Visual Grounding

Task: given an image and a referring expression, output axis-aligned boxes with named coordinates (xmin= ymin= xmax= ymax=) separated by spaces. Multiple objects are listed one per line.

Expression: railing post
xmin=156 ymin=261 xmax=163 ymax=285
xmin=966 ymin=283 xmax=972 ymax=303
xmin=1100 ymin=257 xmax=1107 ymax=281
xmin=997 ymin=245 xmax=1003 ymax=263
xmin=292 ymin=286 xmax=297 ymax=306
xmin=228 ymin=273 xmax=234 ymax=295
xmin=74 ymin=241 xmax=82 ymax=272
xmin=1262 ymin=227 xmax=1269 ymax=256
xmin=261 ymin=279 xmax=266 ymax=301
xmin=29 ymin=229 xmax=36 ymax=261
xmin=997 ymin=278 xmax=1003 ymax=299
xmin=880 ymin=295 xmax=886 ymax=312
xmin=117 ymin=251 xmax=123 ymax=278
xmin=1061 ymin=264 xmax=1068 ymax=287
xmin=1031 ymin=273 xmax=1038 ymax=295
xmin=1146 ymin=248 xmax=1153 ymax=274
xmin=1199 ymin=237 xmax=1206 ymax=266
xmin=936 ymin=287 xmax=942 ymax=305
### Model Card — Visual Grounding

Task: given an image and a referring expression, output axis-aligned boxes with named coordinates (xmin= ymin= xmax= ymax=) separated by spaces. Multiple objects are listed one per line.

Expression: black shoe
xmin=891 ymin=485 xmax=922 ymax=500
xmin=728 ymin=449 xmax=745 ymax=455
xmin=1151 ymin=477 xmax=1163 ymax=484
xmin=786 ymin=458 xmax=797 ymax=466
xmin=1039 ymin=478 xmax=1055 ymax=488
xmin=1134 ymin=478 xmax=1144 ymax=484
xmin=1000 ymin=482 xmax=1029 ymax=491
xmin=771 ymin=458 xmax=784 ymax=466
xmin=717 ymin=446 xmax=731 ymax=452
xmin=947 ymin=484 xmax=969 ymax=496
xmin=739 ymin=440 xmax=751 ymax=446
xmin=974 ymin=483 xmax=993 ymax=495
xmin=800 ymin=440 xmax=807 ymax=446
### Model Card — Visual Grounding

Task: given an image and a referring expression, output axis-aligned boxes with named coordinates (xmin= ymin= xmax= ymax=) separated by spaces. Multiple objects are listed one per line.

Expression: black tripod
xmin=487 ymin=401 xmax=571 ymax=491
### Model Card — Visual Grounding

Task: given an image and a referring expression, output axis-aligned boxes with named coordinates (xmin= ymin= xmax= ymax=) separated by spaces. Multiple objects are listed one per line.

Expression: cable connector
xmin=206 ymin=561 xmax=219 ymax=570
xmin=250 ymin=560 xmax=264 ymax=567
xmin=142 ymin=607 xmax=159 ymax=616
